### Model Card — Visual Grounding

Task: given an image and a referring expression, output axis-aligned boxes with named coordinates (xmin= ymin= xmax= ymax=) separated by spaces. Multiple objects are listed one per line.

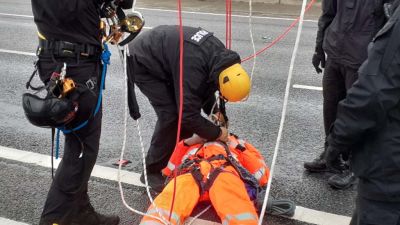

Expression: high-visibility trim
xmin=139 ymin=221 xmax=165 ymax=225
xmin=235 ymin=212 xmax=258 ymax=221
xmin=204 ymin=142 xmax=225 ymax=149
xmin=181 ymin=147 xmax=198 ymax=163
xmin=167 ymin=161 xmax=175 ymax=171
xmin=147 ymin=208 xmax=181 ymax=225
xmin=37 ymin=31 xmax=46 ymax=40
xmin=253 ymin=167 xmax=265 ymax=181
xmin=238 ymin=139 xmax=246 ymax=146
xmin=222 ymin=212 xmax=258 ymax=224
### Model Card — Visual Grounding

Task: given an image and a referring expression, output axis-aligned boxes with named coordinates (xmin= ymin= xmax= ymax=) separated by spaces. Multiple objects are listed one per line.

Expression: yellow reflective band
xmin=37 ymin=31 xmax=46 ymax=40
xmin=223 ymin=213 xmax=258 ymax=224
xmin=147 ymin=208 xmax=181 ymax=225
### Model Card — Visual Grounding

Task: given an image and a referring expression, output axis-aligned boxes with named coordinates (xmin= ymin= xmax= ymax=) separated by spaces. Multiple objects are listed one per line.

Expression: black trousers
xmin=350 ymin=195 xmax=400 ymax=225
xmin=322 ymin=58 xmax=359 ymax=136
xmin=37 ymin=55 xmax=102 ymax=222
xmin=128 ymin=58 xmax=192 ymax=174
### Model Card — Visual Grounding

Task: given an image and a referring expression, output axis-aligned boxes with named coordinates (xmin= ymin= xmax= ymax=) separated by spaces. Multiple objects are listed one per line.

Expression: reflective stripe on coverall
xmin=142 ymin=136 xmax=268 ymax=225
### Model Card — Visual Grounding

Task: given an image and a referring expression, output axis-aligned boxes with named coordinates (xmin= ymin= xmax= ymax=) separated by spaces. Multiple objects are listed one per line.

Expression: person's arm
xmin=316 ymin=0 xmax=336 ymax=48
xmin=172 ymin=62 xmax=221 ymax=141
xmin=312 ymin=0 xmax=336 ymax=73
xmin=328 ymin=20 xmax=400 ymax=156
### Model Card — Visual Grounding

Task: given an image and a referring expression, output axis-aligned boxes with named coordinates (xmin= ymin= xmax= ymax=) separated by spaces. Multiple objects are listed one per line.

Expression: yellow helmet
xmin=218 ymin=63 xmax=251 ymax=102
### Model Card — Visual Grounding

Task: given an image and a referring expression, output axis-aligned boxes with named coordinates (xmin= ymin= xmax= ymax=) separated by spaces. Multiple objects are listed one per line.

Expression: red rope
xmin=241 ymin=0 xmax=316 ymax=62
xmin=169 ymin=0 xmax=184 ymax=221
xmin=226 ymin=0 xmax=232 ymax=49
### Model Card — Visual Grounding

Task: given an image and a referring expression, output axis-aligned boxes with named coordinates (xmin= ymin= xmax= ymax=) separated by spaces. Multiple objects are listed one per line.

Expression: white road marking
xmin=0 ymin=145 xmax=351 ymax=225
xmin=135 ymin=7 xmax=318 ymax=23
xmin=0 ymin=217 xmax=29 ymax=225
xmin=293 ymin=84 xmax=322 ymax=91
xmin=0 ymin=12 xmax=33 ymax=18
xmin=0 ymin=49 xmax=36 ymax=56
xmin=0 ymin=9 xmax=318 ymax=23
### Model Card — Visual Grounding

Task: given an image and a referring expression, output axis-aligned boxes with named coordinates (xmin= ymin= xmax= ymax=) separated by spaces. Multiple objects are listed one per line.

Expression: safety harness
xmin=172 ymin=137 xmax=259 ymax=199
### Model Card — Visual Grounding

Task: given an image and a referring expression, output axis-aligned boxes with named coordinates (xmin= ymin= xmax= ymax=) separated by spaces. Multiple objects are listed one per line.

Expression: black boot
xmin=304 ymin=156 xmax=328 ymax=172
xmin=328 ymin=170 xmax=357 ymax=190
xmin=72 ymin=203 xmax=120 ymax=225
xmin=140 ymin=171 xmax=166 ymax=193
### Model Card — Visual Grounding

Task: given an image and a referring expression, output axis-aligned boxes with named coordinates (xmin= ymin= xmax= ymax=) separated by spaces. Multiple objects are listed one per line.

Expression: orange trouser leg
xmin=140 ymin=173 xmax=200 ymax=225
xmin=209 ymin=169 xmax=259 ymax=225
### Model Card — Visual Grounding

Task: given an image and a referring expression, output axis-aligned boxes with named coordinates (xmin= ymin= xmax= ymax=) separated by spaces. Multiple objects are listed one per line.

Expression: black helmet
xmin=22 ymin=93 xmax=78 ymax=128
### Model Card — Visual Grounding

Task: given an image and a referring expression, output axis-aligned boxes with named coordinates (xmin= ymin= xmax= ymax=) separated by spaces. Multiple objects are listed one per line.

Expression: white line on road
xmin=0 ymin=12 xmax=33 ymax=18
xmin=135 ymin=7 xmax=318 ymax=23
xmin=0 ymin=145 xmax=351 ymax=225
xmin=0 ymin=9 xmax=318 ymax=23
xmin=293 ymin=84 xmax=322 ymax=91
xmin=0 ymin=217 xmax=29 ymax=225
xmin=0 ymin=49 xmax=36 ymax=56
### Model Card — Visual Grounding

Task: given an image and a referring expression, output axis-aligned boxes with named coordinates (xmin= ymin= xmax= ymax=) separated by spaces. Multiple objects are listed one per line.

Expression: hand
xmin=325 ymin=146 xmax=342 ymax=173
xmin=216 ymin=127 xmax=229 ymax=143
xmin=184 ymin=134 xmax=206 ymax=146
xmin=211 ymin=112 xmax=228 ymax=128
xmin=312 ymin=45 xmax=325 ymax=74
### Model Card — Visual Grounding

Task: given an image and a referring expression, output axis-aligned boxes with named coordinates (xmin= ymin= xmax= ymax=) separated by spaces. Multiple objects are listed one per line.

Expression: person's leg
xmin=39 ymin=59 xmax=117 ymax=224
xmin=351 ymin=195 xmax=400 ymax=225
xmin=327 ymin=65 xmax=359 ymax=189
xmin=209 ymin=167 xmax=258 ymax=225
xmin=140 ymin=173 xmax=200 ymax=225
xmin=304 ymin=58 xmax=345 ymax=172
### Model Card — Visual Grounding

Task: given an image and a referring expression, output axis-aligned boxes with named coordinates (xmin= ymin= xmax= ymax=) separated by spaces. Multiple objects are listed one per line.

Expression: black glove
xmin=325 ymin=146 xmax=344 ymax=173
xmin=312 ymin=45 xmax=326 ymax=74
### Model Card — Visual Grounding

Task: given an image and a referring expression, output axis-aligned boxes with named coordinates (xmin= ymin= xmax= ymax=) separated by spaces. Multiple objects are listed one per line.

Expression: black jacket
xmin=31 ymin=0 xmax=132 ymax=46
xmin=128 ymin=25 xmax=241 ymax=140
xmin=328 ymin=6 xmax=400 ymax=201
xmin=316 ymin=0 xmax=387 ymax=68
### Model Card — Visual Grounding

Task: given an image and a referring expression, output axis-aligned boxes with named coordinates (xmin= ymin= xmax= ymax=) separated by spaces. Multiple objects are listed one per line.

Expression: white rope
xmin=132 ymin=0 xmax=137 ymax=11
xmin=116 ymin=43 xmax=169 ymax=224
xmin=257 ymin=0 xmax=308 ymax=223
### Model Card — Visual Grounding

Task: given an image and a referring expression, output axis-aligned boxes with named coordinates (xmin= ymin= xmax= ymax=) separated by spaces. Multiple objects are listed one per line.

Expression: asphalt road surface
xmin=0 ymin=0 xmax=357 ymax=225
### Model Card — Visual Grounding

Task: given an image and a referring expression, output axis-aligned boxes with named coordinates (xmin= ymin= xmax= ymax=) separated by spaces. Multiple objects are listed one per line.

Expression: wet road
xmin=0 ymin=0 xmax=356 ymax=224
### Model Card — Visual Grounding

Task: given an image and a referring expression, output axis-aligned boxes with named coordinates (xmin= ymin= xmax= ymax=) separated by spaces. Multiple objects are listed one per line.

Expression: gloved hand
xmin=312 ymin=45 xmax=325 ymax=74
xmin=184 ymin=134 xmax=206 ymax=146
xmin=325 ymin=146 xmax=344 ymax=173
xmin=216 ymin=127 xmax=229 ymax=142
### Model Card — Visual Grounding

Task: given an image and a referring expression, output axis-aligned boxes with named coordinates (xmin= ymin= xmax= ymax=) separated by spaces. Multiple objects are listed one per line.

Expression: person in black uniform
xmin=31 ymin=0 xmax=132 ymax=224
xmin=126 ymin=25 xmax=251 ymax=192
xmin=325 ymin=2 xmax=400 ymax=223
xmin=305 ymin=0 xmax=388 ymax=189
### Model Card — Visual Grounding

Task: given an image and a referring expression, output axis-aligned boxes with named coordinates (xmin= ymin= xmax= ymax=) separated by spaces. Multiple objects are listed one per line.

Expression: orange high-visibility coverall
xmin=140 ymin=135 xmax=270 ymax=225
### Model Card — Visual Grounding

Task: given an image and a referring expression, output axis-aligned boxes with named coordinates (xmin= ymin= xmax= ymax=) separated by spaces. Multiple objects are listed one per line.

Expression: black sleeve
xmin=202 ymin=93 xmax=217 ymax=115
xmin=119 ymin=0 xmax=133 ymax=9
xmin=316 ymin=0 xmax=336 ymax=48
xmin=96 ymin=0 xmax=133 ymax=9
xmin=328 ymin=20 xmax=400 ymax=154
xmin=172 ymin=63 xmax=221 ymax=141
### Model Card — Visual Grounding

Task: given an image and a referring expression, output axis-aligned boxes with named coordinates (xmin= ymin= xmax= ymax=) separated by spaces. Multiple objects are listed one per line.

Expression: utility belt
xmin=37 ymin=39 xmax=102 ymax=58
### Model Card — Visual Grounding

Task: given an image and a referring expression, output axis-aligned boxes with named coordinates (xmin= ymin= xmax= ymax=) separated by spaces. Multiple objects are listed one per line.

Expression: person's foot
xmin=304 ymin=154 xmax=347 ymax=173
xmin=304 ymin=157 xmax=328 ymax=172
xmin=72 ymin=203 xmax=120 ymax=225
xmin=140 ymin=171 xmax=166 ymax=193
xmin=328 ymin=170 xmax=357 ymax=190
